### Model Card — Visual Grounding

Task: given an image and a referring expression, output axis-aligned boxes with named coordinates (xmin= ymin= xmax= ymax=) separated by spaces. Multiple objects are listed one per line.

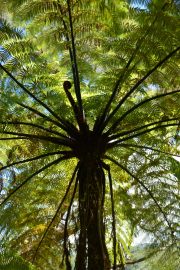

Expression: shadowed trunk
xmin=75 ymin=162 xmax=110 ymax=270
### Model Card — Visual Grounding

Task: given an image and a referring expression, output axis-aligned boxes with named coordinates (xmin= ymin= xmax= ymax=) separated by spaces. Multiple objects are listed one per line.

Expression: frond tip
xmin=105 ymin=155 xmax=175 ymax=241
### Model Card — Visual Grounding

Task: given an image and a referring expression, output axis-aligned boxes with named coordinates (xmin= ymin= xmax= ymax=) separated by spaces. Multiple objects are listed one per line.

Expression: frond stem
xmin=0 ymin=121 xmax=68 ymax=139
xmin=0 ymin=130 xmax=73 ymax=147
xmin=105 ymin=155 xmax=174 ymax=239
xmin=115 ymin=251 xmax=155 ymax=269
xmin=17 ymin=102 xmax=79 ymax=138
xmin=0 ymin=151 xmax=73 ymax=173
xmin=108 ymin=118 xmax=179 ymax=140
xmin=107 ymin=90 xmax=180 ymax=134
xmin=0 ymin=63 xmax=66 ymax=126
xmin=102 ymin=46 xmax=180 ymax=132
xmin=58 ymin=1 xmax=85 ymax=130
xmin=32 ymin=163 xmax=79 ymax=263
xmin=103 ymin=163 xmax=117 ymax=269
xmin=0 ymin=155 xmax=73 ymax=207
xmin=96 ymin=2 xmax=169 ymax=133
xmin=63 ymin=170 xmax=79 ymax=270
xmin=0 ymin=137 xmax=26 ymax=141
xmin=116 ymin=143 xmax=180 ymax=158
xmin=108 ymin=123 xmax=178 ymax=148
xmin=66 ymin=0 xmax=83 ymax=114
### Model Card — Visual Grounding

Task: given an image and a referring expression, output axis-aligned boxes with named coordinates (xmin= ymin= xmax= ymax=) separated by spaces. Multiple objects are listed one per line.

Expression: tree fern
xmin=0 ymin=0 xmax=179 ymax=269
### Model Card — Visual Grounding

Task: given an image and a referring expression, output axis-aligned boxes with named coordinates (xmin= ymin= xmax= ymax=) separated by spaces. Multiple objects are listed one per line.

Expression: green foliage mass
xmin=0 ymin=249 xmax=36 ymax=270
xmin=0 ymin=0 xmax=179 ymax=269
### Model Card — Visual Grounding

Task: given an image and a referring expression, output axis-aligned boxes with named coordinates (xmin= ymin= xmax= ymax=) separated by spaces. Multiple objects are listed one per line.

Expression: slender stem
xmin=17 ymin=103 xmax=78 ymax=137
xmin=118 ymin=145 xmax=173 ymax=176
xmin=105 ymin=155 xmax=174 ymax=238
xmin=0 ymin=137 xmax=26 ymax=141
xmin=58 ymin=3 xmax=77 ymax=90
xmin=63 ymin=83 xmax=79 ymax=115
xmin=0 ymin=130 xmax=73 ymax=147
xmin=103 ymin=163 xmax=117 ymax=269
xmin=63 ymin=172 xmax=78 ymax=270
xmin=0 ymin=121 xmax=68 ymax=138
xmin=32 ymin=163 xmax=79 ymax=263
xmin=95 ymin=2 xmax=170 ymax=133
xmin=116 ymin=143 xmax=180 ymax=158
xmin=94 ymin=65 xmax=137 ymax=133
xmin=107 ymin=89 xmax=180 ymax=134
xmin=17 ymin=102 xmax=79 ymax=138
xmin=58 ymin=1 xmax=85 ymax=130
xmin=117 ymin=243 xmax=125 ymax=270
xmin=0 ymin=151 xmax=74 ymax=173
xmin=0 ymin=63 xmax=66 ymax=126
xmin=63 ymin=83 xmax=84 ymax=129
xmin=115 ymin=251 xmax=156 ymax=269
xmin=66 ymin=0 xmax=83 ymax=114
xmin=58 ymin=2 xmax=78 ymax=97
xmin=102 ymin=46 xmax=180 ymax=132
xmin=109 ymin=118 xmax=179 ymax=140
xmin=0 ymin=155 xmax=72 ymax=207
xmin=108 ymin=123 xmax=178 ymax=148
xmin=17 ymin=102 xmax=67 ymax=131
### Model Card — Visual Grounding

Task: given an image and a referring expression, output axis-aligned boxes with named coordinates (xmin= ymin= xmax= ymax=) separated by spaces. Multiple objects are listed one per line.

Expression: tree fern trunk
xmin=75 ymin=162 xmax=110 ymax=270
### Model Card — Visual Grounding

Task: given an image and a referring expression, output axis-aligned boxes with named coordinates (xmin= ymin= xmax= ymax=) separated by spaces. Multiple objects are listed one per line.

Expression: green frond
xmin=0 ymin=250 xmax=35 ymax=270
xmin=0 ymin=16 xmax=23 ymax=41
xmin=0 ymin=0 xmax=179 ymax=269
